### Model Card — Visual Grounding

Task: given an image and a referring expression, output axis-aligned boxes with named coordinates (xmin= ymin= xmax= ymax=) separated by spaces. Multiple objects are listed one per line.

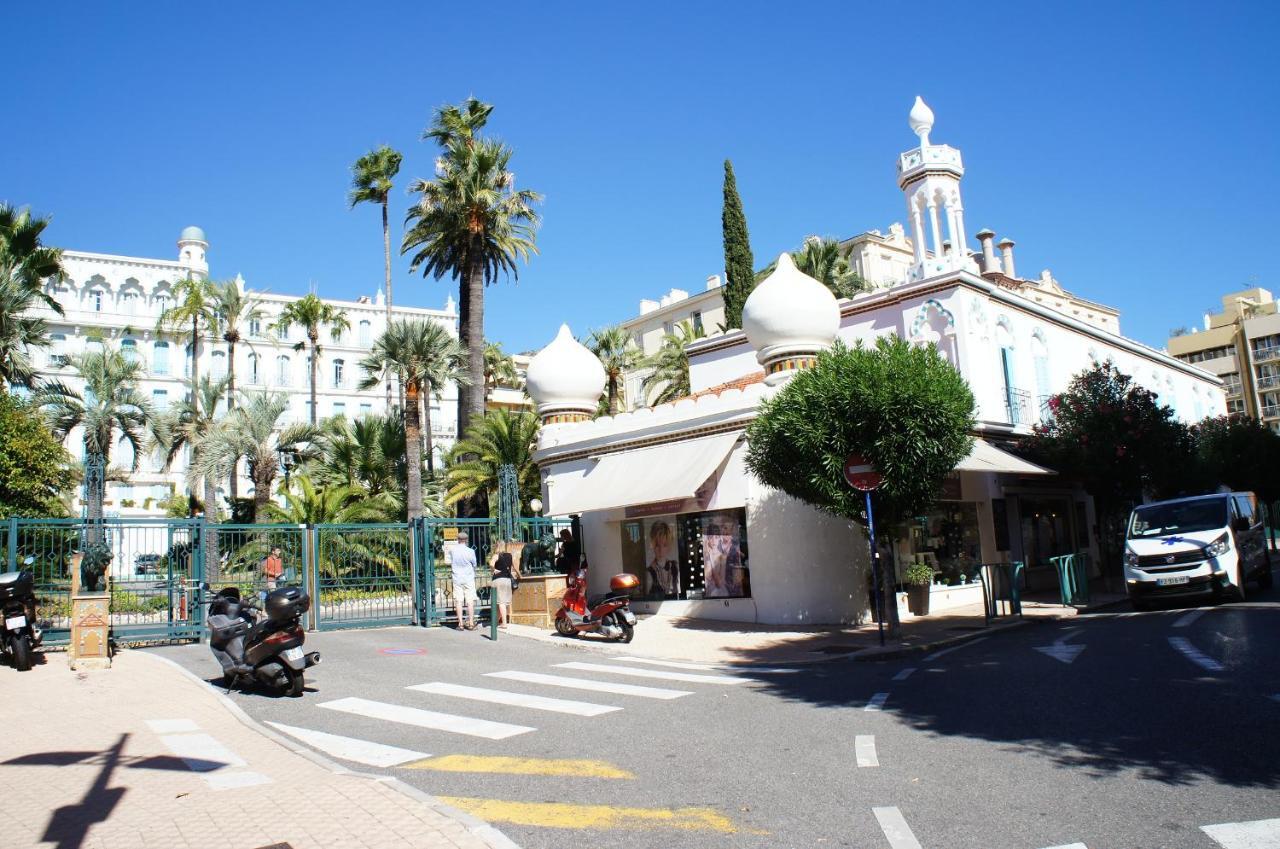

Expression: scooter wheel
xmin=282 ymin=667 xmax=305 ymax=698
xmin=617 ymin=622 xmax=634 ymax=644
xmin=9 ymin=636 xmax=32 ymax=671
xmin=555 ymin=617 xmax=576 ymax=637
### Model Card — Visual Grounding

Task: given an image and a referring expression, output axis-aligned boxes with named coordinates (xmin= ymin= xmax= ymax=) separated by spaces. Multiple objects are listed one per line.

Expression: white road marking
xmin=554 ymin=661 xmax=751 ymax=685
xmin=485 ymin=670 xmax=692 ymax=700
xmin=159 ymin=733 xmax=247 ymax=772
xmin=923 ymin=637 xmax=988 ymax=661
xmin=615 ymin=656 xmax=799 ymax=674
xmin=1201 ymin=817 xmax=1280 ymax=847
xmin=1034 ymin=630 xmax=1086 ymax=665
xmin=265 ymin=722 xmax=429 ymax=767
xmin=864 ymin=692 xmax=889 ymax=711
xmin=892 ymin=668 xmax=917 ymax=681
xmin=317 ymin=697 xmax=535 ymax=740
xmin=1038 ymin=843 xmax=1088 ymax=849
xmin=1168 ymin=636 xmax=1226 ymax=672
xmin=204 ymin=771 xmax=272 ymax=789
xmin=872 ymin=806 xmax=923 ymax=849
xmin=1173 ymin=609 xmax=1207 ymax=628
xmin=408 ymin=682 xmax=620 ymax=717
xmin=855 ymin=735 xmax=878 ymax=767
xmin=145 ymin=719 xmax=200 ymax=733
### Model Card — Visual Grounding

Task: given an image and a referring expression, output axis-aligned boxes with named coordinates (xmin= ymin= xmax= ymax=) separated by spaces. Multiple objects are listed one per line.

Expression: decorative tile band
xmin=765 ymin=356 xmax=818 ymax=375
xmin=543 ymin=411 xmax=591 ymax=424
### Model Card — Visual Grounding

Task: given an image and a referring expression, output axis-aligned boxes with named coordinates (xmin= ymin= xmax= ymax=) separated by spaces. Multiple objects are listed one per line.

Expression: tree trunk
xmin=253 ymin=465 xmax=274 ymax=523
xmin=227 ymin=336 xmax=238 ymax=503
xmin=404 ymin=379 xmax=424 ymax=520
xmin=309 ymin=333 xmax=319 ymax=425
xmin=423 ymin=378 xmax=435 ymax=476
xmin=203 ymin=473 xmax=220 ymax=581
xmin=458 ymin=244 xmax=487 ymax=518
xmin=383 ymin=199 xmax=393 ymax=410
xmin=189 ymin=315 xmax=200 ymax=518
xmin=608 ymin=377 xmax=619 ymax=416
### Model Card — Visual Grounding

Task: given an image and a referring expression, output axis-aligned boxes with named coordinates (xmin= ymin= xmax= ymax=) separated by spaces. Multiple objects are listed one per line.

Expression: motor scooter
xmin=555 ymin=562 xmax=639 ymax=643
xmin=0 ymin=560 xmax=42 ymax=671
xmin=206 ymin=585 xmax=320 ymax=697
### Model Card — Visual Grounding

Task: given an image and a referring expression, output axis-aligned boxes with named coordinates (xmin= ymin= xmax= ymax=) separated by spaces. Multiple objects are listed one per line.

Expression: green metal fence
xmin=313 ymin=523 xmax=416 ymax=630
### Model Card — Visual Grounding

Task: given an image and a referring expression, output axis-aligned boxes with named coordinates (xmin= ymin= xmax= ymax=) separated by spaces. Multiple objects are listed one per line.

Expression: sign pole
xmin=866 ymin=489 xmax=884 ymax=647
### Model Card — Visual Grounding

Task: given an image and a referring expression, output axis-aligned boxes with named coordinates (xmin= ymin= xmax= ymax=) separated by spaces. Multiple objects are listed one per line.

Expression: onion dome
xmin=525 ymin=324 xmax=607 ymax=424
xmin=742 ymin=252 xmax=840 ymax=385
xmin=178 ymin=225 xmax=207 ymax=244
xmin=908 ymin=96 xmax=934 ymax=144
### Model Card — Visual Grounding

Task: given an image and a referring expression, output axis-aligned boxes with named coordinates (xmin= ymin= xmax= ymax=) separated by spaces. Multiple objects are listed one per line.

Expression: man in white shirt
xmin=450 ymin=532 xmax=478 ymax=630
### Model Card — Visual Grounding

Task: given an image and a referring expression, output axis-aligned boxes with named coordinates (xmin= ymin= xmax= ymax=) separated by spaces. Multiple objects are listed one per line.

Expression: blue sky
xmin=4 ymin=1 xmax=1277 ymax=354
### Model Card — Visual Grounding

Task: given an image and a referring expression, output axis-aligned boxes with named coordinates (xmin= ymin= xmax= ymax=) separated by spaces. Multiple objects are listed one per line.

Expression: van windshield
xmin=1128 ymin=499 xmax=1228 ymax=539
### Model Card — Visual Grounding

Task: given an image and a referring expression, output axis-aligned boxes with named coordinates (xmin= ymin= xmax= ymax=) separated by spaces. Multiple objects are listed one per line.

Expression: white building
xmin=525 ymin=98 xmax=1227 ymax=627
xmin=27 ymin=226 xmax=459 ymax=515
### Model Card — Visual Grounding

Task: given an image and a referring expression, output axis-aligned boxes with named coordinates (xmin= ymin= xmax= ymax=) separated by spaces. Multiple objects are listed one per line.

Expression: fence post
xmin=7 ymin=517 xmax=16 ymax=571
xmin=303 ymin=524 xmax=318 ymax=631
xmin=490 ymin=585 xmax=498 ymax=642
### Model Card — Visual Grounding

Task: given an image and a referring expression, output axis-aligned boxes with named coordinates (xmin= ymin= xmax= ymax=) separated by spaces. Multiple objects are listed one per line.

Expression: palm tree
xmin=154 ymin=376 xmax=230 ymax=524
xmin=348 ymin=145 xmax=403 ymax=406
xmin=194 ymin=391 xmax=321 ymax=522
xmin=403 ymin=99 xmax=542 ymax=447
xmin=35 ymin=348 xmax=155 ymax=526
xmin=483 ymin=342 xmax=520 ymax=396
xmin=755 ymin=237 xmax=869 ymax=299
xmin=359 ymin=319 xmax=469 ymax=519
xmin=0 ymin=204 xmax=65 ymax=389
xmin=156 ymin=275 xmax=217 ymax=418
xmin=444 ymin=409 xmax=540 ymax=511
xmin=272 ymin=293 xmax=351 ymax=426
xmin=265 ymin=475 xmax=398 ymax=525
xmin=313 ymin=412 xmax=406 ymax=502
xmin=641 ymin=320 xmax=706 ymax=405
xmin=588 ymin=326 xmax=643 ymax=415
xmin=208 ymin=278 xmax=264 ymax=503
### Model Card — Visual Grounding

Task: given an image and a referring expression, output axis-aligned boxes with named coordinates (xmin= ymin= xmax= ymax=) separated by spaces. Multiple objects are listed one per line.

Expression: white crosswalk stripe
xmin=865 ymin=692 xmax=889 ymax=711
xmin=855 ymin=735 xmax=878 ymax=767
xmin=892 ymin=668 xmax=917 ymax=681
xmin=873 ymin=806 xmax=922 ymax=849
xmin=318 ymin=696 xmax=535 ymax=740
xmin=1168 ymin=636 xmax=1226 ymax=672
xmin=407 ymin=682 xmax=621 ymax=716
xmin=615 ymin=656 xmax=801 ymax=674
xmin=1038 ymin=843 xmax=1088 ymax=849
xmin=1201 ymin=817 xmax=1280 ymax=848
xmin=553 ymin=661 xmax=751 ymax=685
xmin=265 ymin=721 xmax=429 ymax=767
xmin=485 ymin=670 xmax=692 ymax=699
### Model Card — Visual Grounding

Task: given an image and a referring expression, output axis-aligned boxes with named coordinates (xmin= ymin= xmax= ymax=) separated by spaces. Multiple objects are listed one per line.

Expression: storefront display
xmin=907 ymin=502 xmax=981 ymax=583
xmin=619 ymin=508 xmax=751 ymax=600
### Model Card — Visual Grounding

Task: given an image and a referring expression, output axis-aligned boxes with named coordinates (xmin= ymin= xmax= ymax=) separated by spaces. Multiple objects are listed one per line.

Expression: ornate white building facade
xmin=25 ymin=226 xmax=460 ymax=516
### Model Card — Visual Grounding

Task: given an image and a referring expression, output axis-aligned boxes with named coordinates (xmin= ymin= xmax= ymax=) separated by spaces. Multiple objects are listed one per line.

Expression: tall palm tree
xmin=272 ymin=293 xmax=351 ymax=426
xmin=264 ymin=474 xmax=398 ymax=525
xmin=194 ymin=391 xmax=321 ymax=521
xmin=359 ymin=318 xmax=469 ymax=518
xmin=755 ymin=237 xmax=869 ymax=299
xmin=313 ymin=413 xmax=406 ymax=500
xmin=35 ymin=348 xmax=155 ymax=526
xmin=348 ymin=145 xmax=404 ymax=406
xmin=641 ymin=320 xmax=706 ymax=406
xmin=156 ymin=275 xmax=217 ymax=419
xmin=154 ymin=376 xmax=230 ymax=525
xmin=589 ymin=326 xmax=643 ymax=415
xmin=208 ymin=278 xmax=264 ymax=502
xmin=0 ymin=204 xmax=65 ymax=389
xmin=444 ymin=409 xmax=540 ymax=511
xmin=403 ymin=99 xmax=541 ymax=447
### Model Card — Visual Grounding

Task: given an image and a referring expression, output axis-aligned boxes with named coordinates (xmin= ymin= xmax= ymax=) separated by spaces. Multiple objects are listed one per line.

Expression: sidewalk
xmin=0 ymin=650 xmax=515 ymax=849
xmin=503 ymin=591 xmax=1128 ymax=666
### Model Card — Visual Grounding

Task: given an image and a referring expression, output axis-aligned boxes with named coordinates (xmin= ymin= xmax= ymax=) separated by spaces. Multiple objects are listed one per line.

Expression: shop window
xmin=907 ymin=502 xmax=982 ymax=582
xmin=620 ymin=508 xmax=751 ymax=601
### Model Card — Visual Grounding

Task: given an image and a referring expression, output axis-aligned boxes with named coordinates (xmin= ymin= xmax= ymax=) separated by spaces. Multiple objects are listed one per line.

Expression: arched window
xmin=995 ymin=318 xmax=1019 ymax=424
xmin=121 ymin=338 xmax=138 ymax=363
xmin=152 ymin=389 xmax=169 ymax=411
xmin=276 ymin=354 xmax=291 ymax=387
xmin=121 ymin=290 xmax=140 ymax=315
xmin=49 ymin=333 xmax=68 ymax=368
xmin=358 ymin=320 xmax=372 ymax=346
xmin=1031 ymin=330 xmax=1051 ymax=418
xmin=247 ymin=353 xmax=260 ymax=385
xmin=153 ymin=341 xmax=170 ymax=375
xmin=333 ymin=359 xmax=345 ymax=388
xmin=211 ymin=350 xmax=227 ymax=379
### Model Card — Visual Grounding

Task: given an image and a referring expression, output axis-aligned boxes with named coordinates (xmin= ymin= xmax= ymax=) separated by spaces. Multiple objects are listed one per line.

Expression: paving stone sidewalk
xmin=0 ymin=650 xmax=515 ymax=849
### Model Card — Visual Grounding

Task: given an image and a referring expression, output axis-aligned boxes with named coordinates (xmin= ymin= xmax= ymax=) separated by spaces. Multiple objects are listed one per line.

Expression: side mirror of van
xmin=1232 ymin=516 xmax=1251 ymax=533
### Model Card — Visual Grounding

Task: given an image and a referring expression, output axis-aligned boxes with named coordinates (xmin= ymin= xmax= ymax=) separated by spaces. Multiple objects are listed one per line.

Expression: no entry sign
xmin=843 ymin=454 xmax=882 ymax=491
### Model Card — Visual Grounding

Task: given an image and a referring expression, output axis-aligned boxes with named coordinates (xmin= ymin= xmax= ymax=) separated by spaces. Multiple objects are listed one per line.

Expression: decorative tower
xmin=742 ymin=252 xmax=840 ymax=386
xmin=897 ymin=97 xmax=977 ymax=281
xmin=177 ymin=225 xmax=209 ymax=277
xmin=525 ymin=324 xmax=607 ymax=425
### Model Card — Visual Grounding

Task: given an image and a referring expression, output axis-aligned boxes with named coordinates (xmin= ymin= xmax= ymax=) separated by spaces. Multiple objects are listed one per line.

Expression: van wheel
xmin=1230 ymin=573 xmax=1247 ymax=603
xmin=1258 ymin=564 xmax=1274 ymax=590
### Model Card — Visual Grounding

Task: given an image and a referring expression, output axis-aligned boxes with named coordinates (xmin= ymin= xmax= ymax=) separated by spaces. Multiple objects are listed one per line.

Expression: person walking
xmin=490 ymin=550 xmax=519 ymax=629
xmin=450 ymin=532 xmax=478 ymax=630
xmin=262 ymin=546 xmax=284 ymax=591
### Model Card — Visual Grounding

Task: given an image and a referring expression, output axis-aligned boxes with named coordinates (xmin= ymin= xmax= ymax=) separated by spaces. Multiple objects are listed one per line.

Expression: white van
xmin=1124 ymin=492 xmax=1273 ymax=610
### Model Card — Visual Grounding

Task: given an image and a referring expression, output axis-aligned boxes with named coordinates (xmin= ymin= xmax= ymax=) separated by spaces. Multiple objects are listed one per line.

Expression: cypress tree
xmin=721 ymin=159 xmax=755 ymax=329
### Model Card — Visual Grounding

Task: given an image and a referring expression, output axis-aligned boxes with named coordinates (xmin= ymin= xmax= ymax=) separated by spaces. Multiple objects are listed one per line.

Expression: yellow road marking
xmin=438 ymin=797 xmax=744 ymax=832
xmin=405 ymin=755 xmax=633 ymax=779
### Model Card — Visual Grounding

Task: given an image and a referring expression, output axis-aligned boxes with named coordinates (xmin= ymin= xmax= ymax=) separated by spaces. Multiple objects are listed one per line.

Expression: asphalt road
xmin=152 ymin=585 xmax=1280 ymax=849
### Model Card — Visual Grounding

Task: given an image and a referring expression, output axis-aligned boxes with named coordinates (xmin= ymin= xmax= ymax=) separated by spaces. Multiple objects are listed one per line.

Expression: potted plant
xmin=904 ymin=563 xmax=934 ymax=616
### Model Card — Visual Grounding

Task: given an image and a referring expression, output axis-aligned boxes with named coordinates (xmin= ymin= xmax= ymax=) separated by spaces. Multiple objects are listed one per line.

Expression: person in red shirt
xmin=262 ymin=546 xmax=284 ymax=590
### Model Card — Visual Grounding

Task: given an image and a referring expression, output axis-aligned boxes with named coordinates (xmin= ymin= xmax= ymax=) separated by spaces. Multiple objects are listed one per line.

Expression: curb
xmin=141 ymin=650 xmax=521 ymax=849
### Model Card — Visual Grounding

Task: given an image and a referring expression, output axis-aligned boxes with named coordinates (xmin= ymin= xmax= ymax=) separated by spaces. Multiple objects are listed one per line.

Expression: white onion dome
xmin=178 ymin=225 xmax=207 ymax=244
xmin=742 ymin=252 xmax=840 ymax=385
xmin=525 ymin=324 xmax=607 ymax=424
xmin=908 ymin=96 xmax=934 ymax=143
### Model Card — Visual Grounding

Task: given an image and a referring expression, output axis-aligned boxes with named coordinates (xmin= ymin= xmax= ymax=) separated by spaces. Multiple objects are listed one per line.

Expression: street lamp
xmin=529 ymin=497 xmax=543 ymax=516
xmin=279 ymin=450 xmax=295 ymax=491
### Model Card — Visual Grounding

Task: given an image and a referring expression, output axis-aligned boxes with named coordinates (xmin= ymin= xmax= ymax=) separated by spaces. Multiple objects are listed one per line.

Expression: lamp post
xmin=279 ymin=450 xmax=295 ymax=493
xmin=529 ymin=498 xmax=543 ymax=516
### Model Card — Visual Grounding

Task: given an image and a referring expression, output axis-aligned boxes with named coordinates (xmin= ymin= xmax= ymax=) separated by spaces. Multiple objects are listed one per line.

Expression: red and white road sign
xmin=843 ymin=454 xmax=882 ymax=491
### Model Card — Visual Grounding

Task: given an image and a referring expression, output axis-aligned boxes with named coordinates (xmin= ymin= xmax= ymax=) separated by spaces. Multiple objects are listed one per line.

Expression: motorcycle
xmin=555 ymin=563 xmax=639 ymax=643
xmin=0 ymin=562 xmax=42 ymax=671
xmin=206 ymin=585 xmax=320 ymax=697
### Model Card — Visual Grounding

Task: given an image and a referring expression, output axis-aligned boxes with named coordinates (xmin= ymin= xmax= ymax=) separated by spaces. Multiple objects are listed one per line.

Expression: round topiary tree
xmin=745 ymin=336 xmax=975 ymax=634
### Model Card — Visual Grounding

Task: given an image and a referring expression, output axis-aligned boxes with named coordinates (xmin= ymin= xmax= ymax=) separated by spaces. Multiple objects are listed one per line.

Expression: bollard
xmin=490 ymin=587 xmax=498 ymax=642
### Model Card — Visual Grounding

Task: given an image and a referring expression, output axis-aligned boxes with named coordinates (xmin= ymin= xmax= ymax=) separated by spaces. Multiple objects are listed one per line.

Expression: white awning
xmin=547 ymin=432 xmax=740 ymax=516
xmin=956 ymin=438 xmax=1054 ymax=475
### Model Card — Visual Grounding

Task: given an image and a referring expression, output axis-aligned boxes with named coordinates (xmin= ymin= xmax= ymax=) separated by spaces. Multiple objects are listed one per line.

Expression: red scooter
xmin=555 ymin=562 xmax=639 ymax=643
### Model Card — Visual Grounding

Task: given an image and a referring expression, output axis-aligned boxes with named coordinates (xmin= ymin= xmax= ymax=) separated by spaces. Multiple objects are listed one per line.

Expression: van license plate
xmin=283 ymin=647 xmax=304 ymax=661
xmin=1157 ymin=576 xmax=1190 ymax=586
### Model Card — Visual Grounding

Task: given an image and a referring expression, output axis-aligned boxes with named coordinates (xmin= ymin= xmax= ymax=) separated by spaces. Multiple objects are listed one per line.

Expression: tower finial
xmin=908 ymin=96 xmax=934 ymax=146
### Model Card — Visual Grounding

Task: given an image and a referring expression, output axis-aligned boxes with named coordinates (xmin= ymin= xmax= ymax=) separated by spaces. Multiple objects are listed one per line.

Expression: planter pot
xmin=907 ymin=584 xmax=931 ymax=616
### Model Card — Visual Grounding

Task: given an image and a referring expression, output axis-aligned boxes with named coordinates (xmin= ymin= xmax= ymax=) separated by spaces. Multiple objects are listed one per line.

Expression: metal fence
xmin=314 ymin=523 xmax=416 ymax=631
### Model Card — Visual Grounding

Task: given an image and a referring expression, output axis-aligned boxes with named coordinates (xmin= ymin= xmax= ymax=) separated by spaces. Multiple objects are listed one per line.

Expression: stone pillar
xmin=68 ymin=552 xmax=111 ymax=670
xmin=910 ymin=200 xmax=926 ymax=265
xmin=927 ymin=201 xmax=944 ymax=262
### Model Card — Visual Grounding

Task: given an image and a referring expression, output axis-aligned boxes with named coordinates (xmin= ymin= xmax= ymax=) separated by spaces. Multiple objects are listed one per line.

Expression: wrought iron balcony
xmin=1005 ymin=388 xmax=1032 ymax=426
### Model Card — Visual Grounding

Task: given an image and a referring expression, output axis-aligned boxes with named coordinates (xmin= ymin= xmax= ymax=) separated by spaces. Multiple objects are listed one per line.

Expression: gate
xmin=312 ymin=523 xmax=416 ymax=631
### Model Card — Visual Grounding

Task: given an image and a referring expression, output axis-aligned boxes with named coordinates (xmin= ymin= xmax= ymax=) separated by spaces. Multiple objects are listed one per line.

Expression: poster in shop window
xmin=700 ymin=510 xmax=749 ymax=598
xmin=643 ymin=517 xmax=680 ymax=600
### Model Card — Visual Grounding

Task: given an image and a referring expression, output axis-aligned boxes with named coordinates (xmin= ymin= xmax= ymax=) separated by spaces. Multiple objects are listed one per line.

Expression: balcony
xmin=1223 ymin=381 xmax=1245 ymax=396
xmin=1004 ymin=388 xmax=1033 ymax=427
xmin=1253 ymin=346 xmax=1280 ymax=363
xmin=1262 ymin=405 xmax=1280 ymax=420
xmin=1254 ymin=374 xmax=1280 ymax=391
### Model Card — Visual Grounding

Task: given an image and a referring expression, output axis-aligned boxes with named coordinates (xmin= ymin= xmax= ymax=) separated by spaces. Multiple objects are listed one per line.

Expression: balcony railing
xmin=1223 ymin=381 xmax=1244 ymax=396
xmin=1004 ymin=388 xmax=1033 ymax=426
xmin=1262 ymin=405 xmax=1280 ymax=420
xmin=1253 ymin=346 xmax=1280 ymax=362
xmin=1254 ymin=374 xmax=1280 ymax=391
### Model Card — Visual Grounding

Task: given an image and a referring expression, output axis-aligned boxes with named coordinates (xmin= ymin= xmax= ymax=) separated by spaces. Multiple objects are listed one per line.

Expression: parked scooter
xmin=206 ymin=585 xmax=320 ymax=697
xmin=555 ymin=562 xmax=639 ymax=643
xmin=0 ymin=561 xmax=42 ymax=671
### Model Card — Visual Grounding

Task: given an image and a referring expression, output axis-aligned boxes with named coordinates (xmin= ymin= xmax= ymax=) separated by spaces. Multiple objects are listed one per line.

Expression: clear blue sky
xmin=5 ymin=1 xmax=1276 ymax=354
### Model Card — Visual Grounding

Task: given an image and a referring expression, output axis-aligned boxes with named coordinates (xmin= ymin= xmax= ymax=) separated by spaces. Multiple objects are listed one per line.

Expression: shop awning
xmin=956 ymin=439 xmax=1054 ymax=475
xmin=547 ymin=432 xmax=740 ymax=516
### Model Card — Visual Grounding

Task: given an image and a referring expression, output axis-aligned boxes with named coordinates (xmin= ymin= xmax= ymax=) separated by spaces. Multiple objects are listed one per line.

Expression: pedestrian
xmin=261 ymin=545 xmax=283 ymax=591
xmin=450 ymin=532 xmax=478 ymax=630
xmin=555 ymin=528 xmax=580 ymax=573
xmin=490 ymin=549 xmax=519 ymax=629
